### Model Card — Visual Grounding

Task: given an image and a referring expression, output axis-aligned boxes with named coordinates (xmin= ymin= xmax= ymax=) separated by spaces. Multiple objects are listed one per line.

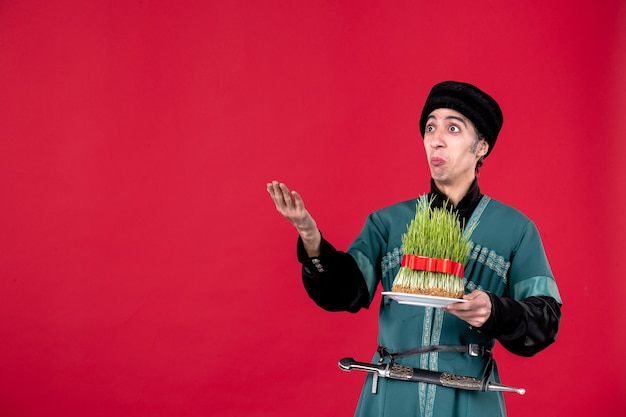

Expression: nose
xmin=428 ymin=129 xmax=445 ymax=148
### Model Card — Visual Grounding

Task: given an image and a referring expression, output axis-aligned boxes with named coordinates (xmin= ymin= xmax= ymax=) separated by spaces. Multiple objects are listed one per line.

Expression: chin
xmin=431 ymin=173 xmax=455 ymax=186
xmin=430 ymin=169 xmax=448 ymax=181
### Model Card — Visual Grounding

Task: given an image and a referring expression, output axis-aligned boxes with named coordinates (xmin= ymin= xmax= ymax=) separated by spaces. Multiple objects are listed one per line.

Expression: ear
xmin=477 ymin=140 xmax=489 ymax=158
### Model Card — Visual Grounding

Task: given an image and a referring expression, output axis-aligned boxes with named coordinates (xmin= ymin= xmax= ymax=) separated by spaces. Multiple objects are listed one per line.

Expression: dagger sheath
xmin=339 ymin=357 xmax=525 ymax=395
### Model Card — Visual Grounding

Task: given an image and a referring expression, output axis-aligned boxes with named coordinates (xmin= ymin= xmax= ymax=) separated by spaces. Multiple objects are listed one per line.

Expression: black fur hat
xmin=419 ymin=81 xmax=503 ymax=157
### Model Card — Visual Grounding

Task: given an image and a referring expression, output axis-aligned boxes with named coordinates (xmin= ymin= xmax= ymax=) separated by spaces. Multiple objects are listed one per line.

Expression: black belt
xmin=376 ymin=344 xmax=495 ymax=392
xmin=377 ymin=343 xmax=491 ymax=360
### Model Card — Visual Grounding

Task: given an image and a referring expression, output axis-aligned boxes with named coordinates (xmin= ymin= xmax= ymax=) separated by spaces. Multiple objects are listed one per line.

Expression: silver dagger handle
xmin=339 ymin=357 xmax=387 ymax=376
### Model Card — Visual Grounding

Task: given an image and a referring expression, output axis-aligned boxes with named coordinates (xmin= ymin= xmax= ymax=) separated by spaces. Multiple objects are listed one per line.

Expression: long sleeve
xmin=470 ymin=203 xmax=562 ymax=357
xmin=479 ymin=293 xmax=562 ymax=357
xmin=297 ymin=235 xmax=370 ymax=313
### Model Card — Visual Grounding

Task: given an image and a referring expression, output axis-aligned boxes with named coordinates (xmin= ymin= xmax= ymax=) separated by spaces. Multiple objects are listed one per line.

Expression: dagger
xmin=338 ymin=357 xmax=525 ymax=395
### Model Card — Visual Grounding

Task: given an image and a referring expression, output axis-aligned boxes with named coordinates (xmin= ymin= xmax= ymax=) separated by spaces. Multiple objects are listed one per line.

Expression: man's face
xmin=423 ymin=108 xmax=488 ymax=187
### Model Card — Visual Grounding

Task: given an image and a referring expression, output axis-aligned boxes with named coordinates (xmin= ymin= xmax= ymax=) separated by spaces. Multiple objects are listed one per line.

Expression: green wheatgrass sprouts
xmin=392 ymin=197 xmax=477 ymax=298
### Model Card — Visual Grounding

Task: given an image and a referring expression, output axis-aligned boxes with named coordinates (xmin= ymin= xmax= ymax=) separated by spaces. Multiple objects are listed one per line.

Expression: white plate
xmin=382 ymin=292 xmax=467 ymax=308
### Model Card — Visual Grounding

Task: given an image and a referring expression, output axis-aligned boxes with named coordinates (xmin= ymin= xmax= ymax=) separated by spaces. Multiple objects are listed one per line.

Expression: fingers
xmin=266 ymin=181 xmax=293 ymax=206
xmin=290 ymin=189 xmax=305 ymax=210
xmin=266 ymin=180 xmax=310 ymax=220
xmin=454 ymin=290 xmax=487 ymax=308
xmin=444 ymin=301 xmax=469 ymax=313
xmin=278 ymin=182 xmax=293 ymax=205
xmin=444 ymin=290 xmax=492 ymax=327
xmin=463 ymin=290 xmax=483 ymax=301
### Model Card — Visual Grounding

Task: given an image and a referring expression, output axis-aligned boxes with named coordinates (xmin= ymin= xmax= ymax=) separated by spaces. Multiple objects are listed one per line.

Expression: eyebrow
xmin=427 ymin=114 xmax=468 ymax=127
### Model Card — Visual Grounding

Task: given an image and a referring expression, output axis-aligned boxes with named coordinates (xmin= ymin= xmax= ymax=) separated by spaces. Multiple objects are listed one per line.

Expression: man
xmin=267 ymin=81 xmax=562 ymax=417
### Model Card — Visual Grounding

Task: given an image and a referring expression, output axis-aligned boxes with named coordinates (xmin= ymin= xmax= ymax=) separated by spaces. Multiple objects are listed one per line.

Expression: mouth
xmin=430 ymin=157 xmax=446 ymax=167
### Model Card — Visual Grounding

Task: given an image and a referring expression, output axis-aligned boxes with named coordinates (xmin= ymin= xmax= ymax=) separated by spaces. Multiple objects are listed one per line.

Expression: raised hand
xmin=266 ymin=181 xmax=321 ymax=256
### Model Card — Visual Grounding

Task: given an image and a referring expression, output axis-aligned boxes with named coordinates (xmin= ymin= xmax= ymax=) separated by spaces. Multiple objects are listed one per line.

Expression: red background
xmin=1 ymin=1 xmax=625 ymax=416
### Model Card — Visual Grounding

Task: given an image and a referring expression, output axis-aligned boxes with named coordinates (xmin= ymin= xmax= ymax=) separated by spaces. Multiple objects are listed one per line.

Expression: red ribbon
xmin=401 ymin=255 xmax=464 ymax=278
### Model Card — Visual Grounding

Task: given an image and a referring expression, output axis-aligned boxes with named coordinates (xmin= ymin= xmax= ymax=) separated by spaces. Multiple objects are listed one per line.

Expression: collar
xmin=429 ymin=178 xmax=483 ymax=225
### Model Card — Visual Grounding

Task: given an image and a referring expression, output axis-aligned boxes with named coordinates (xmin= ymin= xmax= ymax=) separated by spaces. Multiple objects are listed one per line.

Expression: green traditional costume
xmin=298 ymin=181 xmax=562 ymax=417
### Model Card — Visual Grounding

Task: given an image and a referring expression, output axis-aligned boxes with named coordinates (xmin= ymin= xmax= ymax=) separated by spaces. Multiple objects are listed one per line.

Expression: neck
xmin=433 ymin=176 xmax=476 ymax=206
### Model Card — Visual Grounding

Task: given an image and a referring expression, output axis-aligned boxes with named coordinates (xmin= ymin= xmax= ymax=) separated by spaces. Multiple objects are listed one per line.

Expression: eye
xmin=425 ymin=125 xmax=435 ymax=133
xmin=449 ymin=125 xmax=460 ymax=133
